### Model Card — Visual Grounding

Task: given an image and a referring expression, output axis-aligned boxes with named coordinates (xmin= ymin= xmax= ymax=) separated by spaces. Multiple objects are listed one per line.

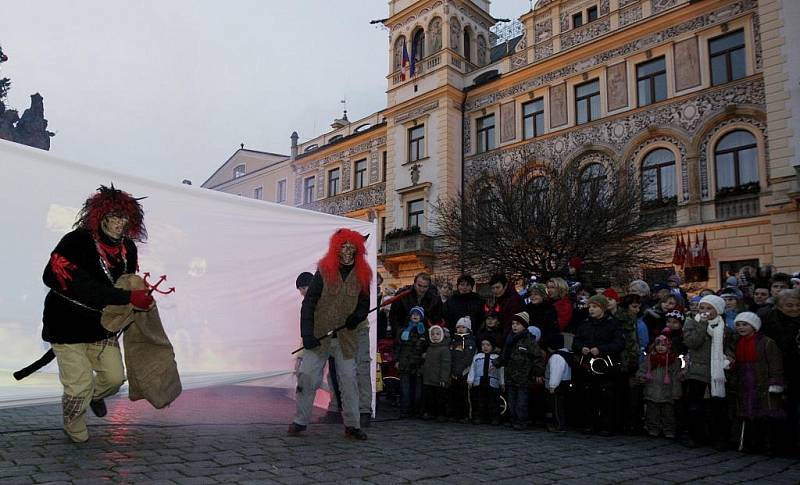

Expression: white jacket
xmin=545 ymin=349 xmax=572 ymax=391
xmin=467 ymin=352 xmax=504 ymax=389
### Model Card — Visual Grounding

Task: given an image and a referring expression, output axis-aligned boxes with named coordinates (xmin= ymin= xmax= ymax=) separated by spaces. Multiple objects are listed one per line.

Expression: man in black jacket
xmin=389 ymin=272 xmax=443 ymax=328
xmin=443 ymin=274 xmax=485 ymax=332
xmin=572 ymin=294 xmax=624 ymax=436
xmin=42 ymin=186 xmax=153 ymax=443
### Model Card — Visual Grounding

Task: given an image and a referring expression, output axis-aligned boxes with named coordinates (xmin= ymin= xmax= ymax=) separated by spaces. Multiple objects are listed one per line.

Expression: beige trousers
xmin=51 ymin=339 xmax=125 ymax=442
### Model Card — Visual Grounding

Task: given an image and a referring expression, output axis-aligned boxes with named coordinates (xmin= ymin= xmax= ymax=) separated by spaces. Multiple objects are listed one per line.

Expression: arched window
xmin=463 ymin=29 xmax=472 ymax=62
xmin=412 ymin=29 xmax=425 ymax=61
xmin=714 ymin=130 xmax=758 ymax=192
xmin=580 ymin=163 xmax=607 ymax=197
xmin=354 ymin=123 xmax=371 ymax=133
xmin=641 ymin=148 xmax=676 ymax=204
xmin=526 ymin=175 xmax=549 ymax=208
xmin=393 ymin=36 xmax=406 ymax=71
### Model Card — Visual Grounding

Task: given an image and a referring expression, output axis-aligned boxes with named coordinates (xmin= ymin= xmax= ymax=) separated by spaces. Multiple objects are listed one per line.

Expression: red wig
xmin=318 ymin=228 xmax=372 ymax=295
xmin=74 ymin=185 xmax=147 ymax=242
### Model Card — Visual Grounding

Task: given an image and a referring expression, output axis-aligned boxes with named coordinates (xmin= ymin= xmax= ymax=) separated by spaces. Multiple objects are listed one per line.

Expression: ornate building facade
xmin=205 ymin=0 xmax=799 ymax=287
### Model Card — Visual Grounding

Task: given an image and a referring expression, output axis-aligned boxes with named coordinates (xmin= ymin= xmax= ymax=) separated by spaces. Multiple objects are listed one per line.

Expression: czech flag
xmin=401 ymin=39 xmax=410 ymax=81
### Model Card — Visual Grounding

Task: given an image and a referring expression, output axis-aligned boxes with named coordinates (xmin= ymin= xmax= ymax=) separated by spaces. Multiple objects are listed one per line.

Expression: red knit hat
xmin=602 ymin=288 xmax=621 ymax=303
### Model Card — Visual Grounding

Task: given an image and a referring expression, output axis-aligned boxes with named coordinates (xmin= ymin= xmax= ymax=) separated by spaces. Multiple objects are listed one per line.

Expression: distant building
xmin=205 ymin=0 xmax=800 ymax=287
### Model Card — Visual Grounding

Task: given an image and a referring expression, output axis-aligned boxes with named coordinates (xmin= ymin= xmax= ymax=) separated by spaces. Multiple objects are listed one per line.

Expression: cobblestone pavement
xmin=1 ymin=386 xmax=799 ymax=484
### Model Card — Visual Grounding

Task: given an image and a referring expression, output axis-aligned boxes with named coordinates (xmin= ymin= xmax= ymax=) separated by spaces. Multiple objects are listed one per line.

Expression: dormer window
xmin=354 ymin=123 xmax=371 ymax=133
xmin=329 ymin=135 xmax=344 ymax=143
xmin=304 ymin=144 xmax=319 ymax=152
xmin=233 ymin=164 xmax=245 ymax=178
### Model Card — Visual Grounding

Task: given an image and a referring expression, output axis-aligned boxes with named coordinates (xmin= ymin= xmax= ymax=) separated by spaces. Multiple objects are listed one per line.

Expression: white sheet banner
xmin=0 ymin=140 xmax=376 ymax=408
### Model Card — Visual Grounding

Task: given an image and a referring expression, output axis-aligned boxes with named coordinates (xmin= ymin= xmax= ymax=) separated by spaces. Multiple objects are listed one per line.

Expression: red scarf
xmin=735 ymin=334 xmax=758 ymax=364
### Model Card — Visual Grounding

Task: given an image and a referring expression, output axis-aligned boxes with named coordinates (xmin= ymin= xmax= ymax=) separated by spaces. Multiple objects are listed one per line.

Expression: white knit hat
xmin=699 ymin=294 xmax=726 ymax=315
xmin=455 ymin=316 xmax=472 ymax=331
xmin=734 ymin=311 xmax=761 ymax=332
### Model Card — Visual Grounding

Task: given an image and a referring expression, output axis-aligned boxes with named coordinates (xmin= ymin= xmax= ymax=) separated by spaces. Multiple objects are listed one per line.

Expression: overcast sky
xmin=2 ymin=0 xmax=529 ymax=185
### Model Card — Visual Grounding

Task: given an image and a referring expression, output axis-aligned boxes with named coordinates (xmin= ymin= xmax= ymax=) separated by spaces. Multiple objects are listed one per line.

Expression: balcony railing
xmin=715 ymin=193 xmax=760 ymax=220
xmin=382 ymin=232 xmax=434 ymax=256
xmin=390 ymin=51 xmax=478 ymax=85
xmin=299 ymin=182 xmax=385 ymax=215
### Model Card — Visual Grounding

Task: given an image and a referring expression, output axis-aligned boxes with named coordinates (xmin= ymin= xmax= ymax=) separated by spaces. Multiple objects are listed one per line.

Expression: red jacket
xmin=552 ymin=297 xmax=573 ymax=331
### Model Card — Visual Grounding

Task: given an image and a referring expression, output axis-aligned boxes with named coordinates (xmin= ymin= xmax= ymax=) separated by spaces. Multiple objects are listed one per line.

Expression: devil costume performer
xmin=41 ymin=185 xmax=153 ymax=442
xmin=288 ymin=228 xmax=371 ymax=440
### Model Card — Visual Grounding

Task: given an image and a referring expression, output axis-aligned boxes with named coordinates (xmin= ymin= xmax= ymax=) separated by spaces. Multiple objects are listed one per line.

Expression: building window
xmin=572 ymin=12 xmax=583 ymax=28
xmin=303 ymin=176 xmax=315 ymax=204
xmin=714 ymin=130 xmax=758 ymax=192
xmin=407 ymin=199 xmax=424 ymax=228
xmin=409 ymin=125 xmax=425 ymax=162
xmin=253 ymin=186 xmax=263 ymax=200
xmin=412 ymin=29 xmax=425 ymax=61
xmin=464 ymin=31 xmax=471 ymax=61
xmin=233 ymin=164 xmax=245 ymax=178
xmin=580 ymin=163 xmax=607 ymax=197
xmin=382 ymin=151 xmax=387 ymax=182
xmin=637 ymin=57 xmax=667 ymax=107
xmin=641 ymin=148 xmax=676 ymax=204
xmin=277 ymin=179 xmax=287 ymax=203
xmin=354 ymin=159 xmax=367 ymax=189
xmin=522 ymin=98 xmax=545 ymax=139
xmin=575 ymin=80 xmax=600 ymax=124
xmin=380 ymin=217 xmax=386 ymax=245
xmin=328 ymin=168 xmax=340 ymax=196
xmin=476 ymin=114 xmax=496 ymax=153
xmin=587 ymin=5 xmax=598 ymax=22
xmin=709 ymin=29 xmax=746 ymax=86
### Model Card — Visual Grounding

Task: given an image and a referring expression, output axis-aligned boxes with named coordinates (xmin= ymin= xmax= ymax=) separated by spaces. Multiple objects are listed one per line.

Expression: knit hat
xmin=725 ymin=275 xmax=739 ymax=287
xmin=455 ymin=316 xmax=472 ymax=331
xmin=528 ymin=283 xmax=548 ymax=298
xmin=546 ymin=333 xmax=565 ymax=351
xmin=646 ymin=334 xmax=674 ymax=384
xmin=527 ymin=326 xmax=541 ymax=342
xmin=665 ymin=310 xmax=684 ymax=321
xmin=734 ymin=311 xmax=762 ymax=332
xmin=667 ymin=274 xmax=682 ymax=286
xmin=587 ymin=294 xmax=609 ymax=310
xmin=511 ymin=311 xmax=530 ymax=325
xmin=719 ymin=286 xmax=743 ymax=300
xmin=428 ymin=324 xmax=444 ymax=343
xmin=629 ymin=279 xmax=651 ymax=296
xmin=602 ymin=288 xmax=620 ymax=303
xmin=699 ymin=294 xmax=725 ymax=315
xmin=295 ymin=272 xmax=314 ymax=289
xmin=409 ymin=306 xmax=425 ymax=319
xmin=690 ymin=295 xmax=702 ymax=304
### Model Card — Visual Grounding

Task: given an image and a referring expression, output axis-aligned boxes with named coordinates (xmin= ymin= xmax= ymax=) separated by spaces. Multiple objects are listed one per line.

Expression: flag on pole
xmin=401 ymin=39 xmax=410 ymax=81
xmin=672 ymin=233 xmax=682 ymax=266
xmin=701 ymin=231 xmax=711 ymax=268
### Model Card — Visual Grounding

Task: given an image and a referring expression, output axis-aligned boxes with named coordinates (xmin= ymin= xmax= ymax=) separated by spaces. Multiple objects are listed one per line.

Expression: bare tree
xmin=434 ymin=148 xmax=671 ymax=282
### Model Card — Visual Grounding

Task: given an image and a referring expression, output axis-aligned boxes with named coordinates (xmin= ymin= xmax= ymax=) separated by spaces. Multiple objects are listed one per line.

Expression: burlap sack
xmin=102 ymin=274 xmax=182 ymax=409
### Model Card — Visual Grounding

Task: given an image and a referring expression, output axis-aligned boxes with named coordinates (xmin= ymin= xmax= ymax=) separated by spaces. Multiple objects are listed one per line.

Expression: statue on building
xmin=477 ymin=35 xmax=487 ymax=66
xmin=429 ymin=18 xmax=442 ymax=52
xmin=450 ymin=18 xmax=461 ymax=53
xmin=0 ymin=45 xmax=54 ymax=150
xmin=393 ymin=36 xmax=404 ymax=71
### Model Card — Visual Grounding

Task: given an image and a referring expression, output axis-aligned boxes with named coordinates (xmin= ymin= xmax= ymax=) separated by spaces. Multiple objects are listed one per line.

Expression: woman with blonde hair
xmin=546 ymin=277 xmax=573 ymax=331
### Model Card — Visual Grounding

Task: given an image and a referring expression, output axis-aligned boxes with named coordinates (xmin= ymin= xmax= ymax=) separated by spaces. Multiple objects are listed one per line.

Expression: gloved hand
xmin=302 ymin=335 xmax=321 ymax=350
xmin=129 ymin=290 xmax=154 ymax=309
xmin=345 ymin=314 xmax=363 ymax=330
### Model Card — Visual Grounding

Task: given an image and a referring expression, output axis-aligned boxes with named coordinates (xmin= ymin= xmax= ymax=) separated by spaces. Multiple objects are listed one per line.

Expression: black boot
xmin=344 ymin=427 xmax=368 ymax=441
xmin=89 ymin=399 xmax=107 ymax=418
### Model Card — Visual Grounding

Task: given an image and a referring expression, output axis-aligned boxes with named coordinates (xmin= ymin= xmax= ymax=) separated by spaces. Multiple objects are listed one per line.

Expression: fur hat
xmin=480 ymin=335 xmax=496 ymax=348
xmin=455 ymin=316 xmax=472 ymax=331
xmin=588 ymin=294 xmax=610 ymax=310
xmin=699 ymin=295 xmax=725 ymax=315
xmin=734 ymin=311 xmax=762 ymax=332
xmin=295 ymin=272 xmax=314 ymax=289
xmin=527 ymin=326 xmax=541 ymax=342
xmin=409 ymin=306 xmax=425 ymax=319
xmin=511 ymin=311 xmax=530 ymax=325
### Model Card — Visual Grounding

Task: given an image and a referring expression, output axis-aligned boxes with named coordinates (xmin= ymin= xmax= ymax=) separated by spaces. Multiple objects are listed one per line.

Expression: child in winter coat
xmin=495 ymin=312 xmax=545 ymax=430
xmin=544 ymin=334 xmax=572 ymax=432
xmin=396 ymin=306 xmax=428 ymax=418
xmin=639 ymin=334 xmax=682 ymax=438
xmin=731 ymin=312 xmax=785 ymax=454
xmin=449 ymin=317 xmax=476 ymax=422
xmin=664 ymin=310 xmax=688 ymax=356
xmin=478 ymin=309 xmax=505 ymax=352
xmin=467 ymin=336 xmax=504 ymax=424
xmin=422 ymin=325 xmax=451 ymax=421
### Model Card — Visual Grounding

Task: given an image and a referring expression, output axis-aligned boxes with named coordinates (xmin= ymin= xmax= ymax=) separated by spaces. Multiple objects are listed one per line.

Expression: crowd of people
xmin=375 ymin=269 xmax=800 ymax=455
